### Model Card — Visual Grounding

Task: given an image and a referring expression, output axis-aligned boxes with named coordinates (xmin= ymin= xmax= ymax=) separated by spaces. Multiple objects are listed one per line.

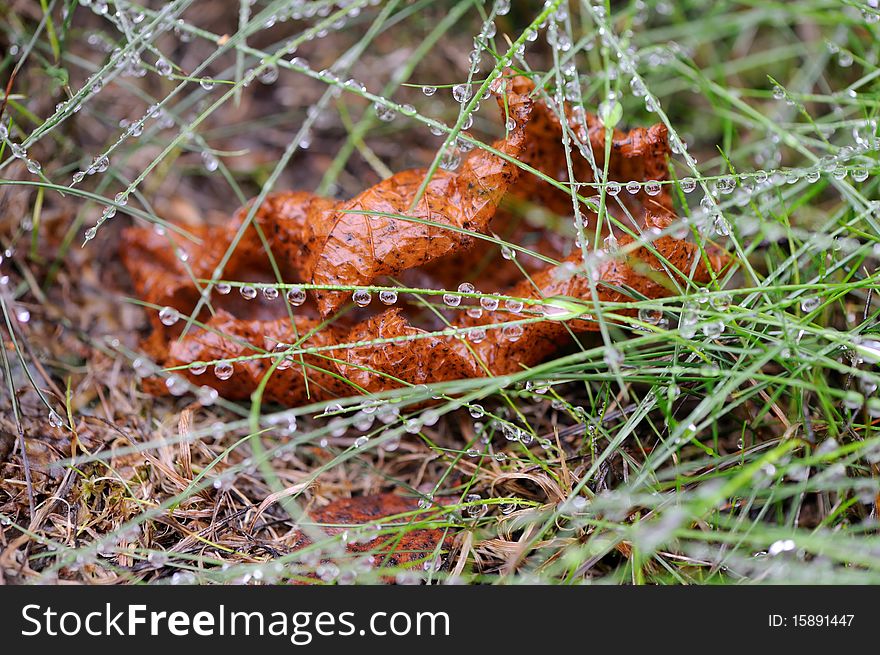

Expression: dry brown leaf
xmin=121 ymin=73 xmax=730 ymax=406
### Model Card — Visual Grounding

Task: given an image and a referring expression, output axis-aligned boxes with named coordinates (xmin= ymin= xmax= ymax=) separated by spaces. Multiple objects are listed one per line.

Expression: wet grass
xmin=0 ymin=0 xmax=879 ymax=584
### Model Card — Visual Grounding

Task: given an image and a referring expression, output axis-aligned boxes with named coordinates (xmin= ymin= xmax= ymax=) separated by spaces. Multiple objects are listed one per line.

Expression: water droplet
xmin=679 ymin=177 xmax=696 ymax=193
xmin=713 ymin=215 xmax=731 ymax=236
xmin=199 ymin=77 xmax=214 ymax=90
xmin=165 ymin=374 xmax=187 ymax=396
xmin=468 ymin=328 xmax=486 ymax=343
xmin=374 ymin=102 xmax=396 ymax=122
xmin=768 ymin=539 xmax=796 ymax=556
xmin=625 ymin=181 xmax=641 ymax=194
xmin=262 ymin=286 xmax=279 ymax=301
xmin=240 ymin=285 xmax=257 ymax=300
xmin=465 ymin=493 xmax=487 ymax=518
xmin=504 ymin=298 xmax=523 ymax=313
xmin=379 ymin=289 xmax=398 ymax=305
xmin=638 ymin=308 xmax=663 ymax=325
xmin=480 ymin=296 xmax=499 ymax=311
xmin=286 ymin=286 xmax=306 ymax=305
xmin=258 ymin=63 xmax=279 ymax=84
xmin=501 ymin=245 xmax=516 ymax=260
xmin=156 ymin=57 xmax=172 ymax=77
xmin=443 ymin=292 xmax=462 ymax=307
xmin=702 ymin=320 xmax=725 ymax=338
xmin=201 ymin=151 xmax=219 ymax=171
xmin=198 ymin=385 xmax=218 ymax=406
xmin=216 ymin=283 xmax=231 ymax=295
xmin=158 ymin=306 xmax=179 ymax=326
xmin=421 ymin=85 xmax=436 ymax=96
xmin=800 ymin=296 xmax=821 ymax=312
xmin=48 ymin=410 xmax=63 ymax=428
xmin=852 ymin=167 xmax=869 ymax=182
xmin=606 ymin=181 xmax=621 ymax=196
xmin=352 ymin=289 xmax=371 ymax=307
xmin=354 ymin=436 xmax=369 ymax=448
xmin=502 ymin=324 xmax=523 ymax=342
xmin=214 ymin=361 xmax=234 ymax=380
xmin=452 ymin=83 xmax=472 ymax=103
xmin=25 ymin=159 xmax=41 ymax=175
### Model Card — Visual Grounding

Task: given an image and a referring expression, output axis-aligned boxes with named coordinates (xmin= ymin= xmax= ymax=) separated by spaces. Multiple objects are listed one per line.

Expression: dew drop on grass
xmin=322 ymin=402 xmax=344 ymax=416
xmin=638 ymin=308 xmax=663 ymax=325
xmin=443 ymin=292 xmax=461 ymax=307
xmin=452 ymin=83 xmax=472 ymax=103
xmin=679 ymin=177 xmax=696 ymax=193
xmin=261 ymin=286 xmax=278 ymax=301
xmin=468 ymin=328 xmax=486 ymax=343
xmin=606 ymin=181 xmax=621 ymax=196
xmin=216 ymin=283 xmax=231 ymax=295
xmin=439 ymin=150 xmax=461 ymax=170
xmin=189 ymin=361 xmax=207 ymax=375
xmin=852 ymin=167 xmax=869 ymax=182
xmin=354 ymin=436 xmax=369 ymax=448
xmin=374 ymin=102 xmax=396 ymax=122
xmin=158 ymin=306 xmax=179 ymax=326
xmin=199 ymin=77 xmax=214 ymax=90
xmin=625 ymin=180 xmax=641 ymax=194
xmin=240 ymin=285 xmax=257 ymax=300
xmin=379 ymin=289 xmax=398 ymax=305
xmin=352 ymin=289 xmax=371 ymax=307
xmin=713 ymin=215 xmax=731 ymax=236
xmin=48 ymin=410 xmax=63 ymax=428
xmin=480 ymin=296 xmax=499 ymax=311
xmin=702 ymin=320 xmax=725 ymax=338
xmin=502 ymin=324 xmax=523 ymax=342
xmin=201 ymin=151 xmax=219 ymax=171
xmin=353 ymin=411 xmax=374 ymax=431
xmin=286 ymin=286 xmax=306 ymax=306
xmin=26 ymin=159 xmax=41 ymax=174
xmin=504 ymin=298 xmax=523 ymax=313
xmin=800 ymin=296 xmax=821 ymax=312
xmin=156 ymin=57 xmax=172 ymax=77
xmin=468 ymin=404 xmax=485 ymax=419
xmin=404 ymin=418 xmax=422 ymax=434
xmin=257 ymin=63 xmax=279 ymax=84
xmin=465 ymin=494 xmax=487 ymax=518
xmin=422 ymin=85 xmax=436 ymax=96
xmin=165 ymin=374 xmax=187 ymax=396
xmin=198 ymin=385 xmax=218 ymax=406
xmin=214 ymin=361 xmax=233 ymax=380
